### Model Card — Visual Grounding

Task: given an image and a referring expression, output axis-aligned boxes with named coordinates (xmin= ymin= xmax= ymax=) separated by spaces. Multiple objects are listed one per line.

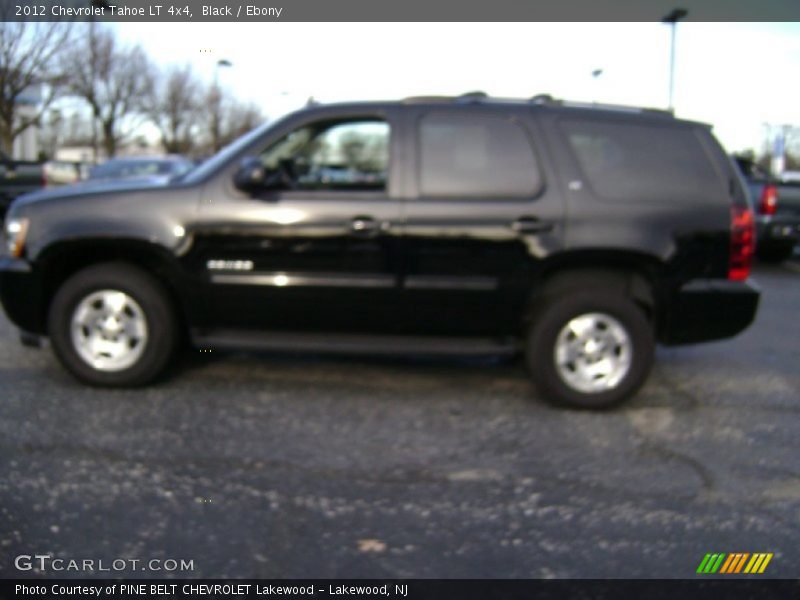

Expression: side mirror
xmin=233 ymin=156 xmax=266 ymax=192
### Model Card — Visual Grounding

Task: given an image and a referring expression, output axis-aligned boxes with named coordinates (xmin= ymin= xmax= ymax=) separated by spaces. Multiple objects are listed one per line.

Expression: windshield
xmin=181 ymin=121 xmax=274 ymax=184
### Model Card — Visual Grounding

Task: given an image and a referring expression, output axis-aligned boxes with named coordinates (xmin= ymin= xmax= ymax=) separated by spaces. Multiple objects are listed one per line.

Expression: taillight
xmin=729 ymin=205 xmax=755 ymax=281
xmin=758 ymin=184 xmax=778 ymax=215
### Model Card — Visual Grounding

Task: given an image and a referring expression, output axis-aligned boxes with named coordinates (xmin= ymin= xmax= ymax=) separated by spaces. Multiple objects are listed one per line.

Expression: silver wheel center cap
xmin=554 ymin=312 xmax=632 ymax=394
xmin=583 ymin=338 xmax=601 ymax=355
xmin=71 ymin=290 xmax=149 ymax=372
xmin=101 ymin=316 xmax=122 ymax=335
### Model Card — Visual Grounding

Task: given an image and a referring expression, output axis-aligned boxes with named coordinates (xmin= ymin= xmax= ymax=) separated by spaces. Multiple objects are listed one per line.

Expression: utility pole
xmin=211 ymin=59 xmax=232 ymax=152
xmin=87 ymin=0 xmax=110 ymax=161
xmin=662 ymin=8 xmax=688 ymax=113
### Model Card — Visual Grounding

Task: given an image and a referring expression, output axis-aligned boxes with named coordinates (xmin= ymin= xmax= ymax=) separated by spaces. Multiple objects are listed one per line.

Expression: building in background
xmin=772 ymin=129 xmax=785 ymax=176
xmin=10 ymin=85 xmax=41 ymax=161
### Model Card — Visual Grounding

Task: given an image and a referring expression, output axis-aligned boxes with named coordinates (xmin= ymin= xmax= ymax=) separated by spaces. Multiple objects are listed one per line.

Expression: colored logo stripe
xmin=697 ymin=552 xmax=773 ymax=574
xmin=720 ymin=553 xmax=749 ymax=573
xmin=719 ymin=554 xmax=735 ymax=573
xmin=697 ymin=553 xmax=726 ymax=573
xmin=744 ymin=553 xmax=774 ymax=574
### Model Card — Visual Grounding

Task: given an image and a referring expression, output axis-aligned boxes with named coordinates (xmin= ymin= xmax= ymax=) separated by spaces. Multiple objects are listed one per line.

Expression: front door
xmin=187 ymin=113 xmax=403 ymax=334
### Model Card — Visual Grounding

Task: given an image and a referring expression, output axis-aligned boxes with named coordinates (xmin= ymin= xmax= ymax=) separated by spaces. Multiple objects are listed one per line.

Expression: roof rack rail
xmin=402 ymin=95 xmax=455 ymax=104
xmin=562 ymin=100 xmax=673 ymax=116
xmin=529 ymin=94 xmax=673 ymax=116
xmin=457 ymin=91 xmax=489 ymax=102
xmin=530 ymin=93 xmax=557 ymax=105
xmin=403 ymin=91 xmax=490 ymax=104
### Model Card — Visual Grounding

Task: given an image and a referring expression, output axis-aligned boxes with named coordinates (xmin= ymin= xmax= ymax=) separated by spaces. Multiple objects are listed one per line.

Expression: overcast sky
xmin=113 ymin=22 xmax=800 ymax=153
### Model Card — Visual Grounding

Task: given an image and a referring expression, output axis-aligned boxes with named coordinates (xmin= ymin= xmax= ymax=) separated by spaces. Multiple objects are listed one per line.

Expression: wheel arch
xmin=526 ymin=249 xmax=665 ymax=329
xmin=34 ymin=238 xmax=191 ymax=337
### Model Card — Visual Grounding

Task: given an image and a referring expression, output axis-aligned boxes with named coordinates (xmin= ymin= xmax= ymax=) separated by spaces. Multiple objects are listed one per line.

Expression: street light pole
xmin=591 ymin=68 xmax=603 ymax=104
xmin=211 ymin=59 xmax=232 ymax=153
xmin=87 ymin=0 xmax=110 ymax=162
xmin=662 ymin=8 xmax=688 ymax=113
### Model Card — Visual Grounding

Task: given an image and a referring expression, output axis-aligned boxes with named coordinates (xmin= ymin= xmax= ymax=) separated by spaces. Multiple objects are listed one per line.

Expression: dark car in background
xmin=0 ymin=150 xmax=44 ymax=219
xmin=43 ymin=160 xmax=85 ymax=187
xmin=733 ymin=155 xmax=800 ymax=262
xmin=0 ymin=94 xmax=760 ymax=409
xmin=87 ymin=155 xmax=195 ymax=183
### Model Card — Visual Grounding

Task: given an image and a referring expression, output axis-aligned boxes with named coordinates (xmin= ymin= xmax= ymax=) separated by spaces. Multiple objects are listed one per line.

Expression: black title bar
xmin=3 ymin=0 xmax=800 ymax=21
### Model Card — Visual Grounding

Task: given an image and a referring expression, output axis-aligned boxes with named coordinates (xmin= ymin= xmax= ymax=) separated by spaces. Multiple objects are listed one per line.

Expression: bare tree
xmin=62 ymin=111 xmax=96 ymax=147
xmin=37 ymin=108 xmax=63 ymax=159
xmin=147 ymin=64 xmax=201 ymax=154
xmin=0 ymin=20 xmax=71 ymax=155
xmin=220 ymin=99 xmax=264 ymax=148
xmin=199 ymin=82 xmax=264 ymax=154
xmin=61 ymin=24 xmax=155 ymax=158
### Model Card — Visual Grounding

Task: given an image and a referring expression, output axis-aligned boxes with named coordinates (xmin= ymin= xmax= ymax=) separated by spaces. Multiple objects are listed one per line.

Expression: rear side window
xmin=561 ymin=119 xmax=724 ymax=203
xmin=418 ymin=112 xmax=541 ymax=197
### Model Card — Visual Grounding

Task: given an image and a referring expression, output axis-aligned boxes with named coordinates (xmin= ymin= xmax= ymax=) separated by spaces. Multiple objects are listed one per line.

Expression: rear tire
xmin=526 ymin=291 xmax=654 ymax=409
xmin=48 ymin=262 xmax=177 ymax=387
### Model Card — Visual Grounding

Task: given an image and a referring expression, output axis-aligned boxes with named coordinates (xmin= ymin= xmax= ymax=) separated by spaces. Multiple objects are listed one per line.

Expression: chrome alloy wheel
xmin=554 ymin=312 xmax=632 ymax=394
xmin=70 ymin=290 xmax=149 ymax=372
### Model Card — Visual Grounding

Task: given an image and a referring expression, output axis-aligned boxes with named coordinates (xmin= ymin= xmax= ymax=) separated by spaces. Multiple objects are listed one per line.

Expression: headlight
xmin=5 ymin=218 xmax=29 ymax=258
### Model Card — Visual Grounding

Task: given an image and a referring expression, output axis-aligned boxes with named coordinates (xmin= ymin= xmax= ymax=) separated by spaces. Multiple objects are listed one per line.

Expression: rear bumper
xmin=0 ymin=256 xmax=46 ymax=334
xmin=756 ymin=215 xmax=800 ymax=246
xmin=660 ymin=278 xmax=760 ymax=345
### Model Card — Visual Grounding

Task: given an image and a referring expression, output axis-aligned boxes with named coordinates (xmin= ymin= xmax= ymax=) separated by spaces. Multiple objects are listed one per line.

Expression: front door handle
xmin=350 ymin=216 xmax=379 ymax=236
xmin=511 ymin=216 xmax=554 ymax=235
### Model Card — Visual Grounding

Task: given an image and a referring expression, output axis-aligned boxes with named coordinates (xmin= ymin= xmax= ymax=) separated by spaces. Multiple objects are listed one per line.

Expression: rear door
xmin=397 ymin=105 xmax=565 ymax=337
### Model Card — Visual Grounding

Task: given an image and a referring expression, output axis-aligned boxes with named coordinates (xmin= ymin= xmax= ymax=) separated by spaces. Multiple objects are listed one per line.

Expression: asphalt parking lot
xmin=1 ymin=261 xmax=799 ymax=579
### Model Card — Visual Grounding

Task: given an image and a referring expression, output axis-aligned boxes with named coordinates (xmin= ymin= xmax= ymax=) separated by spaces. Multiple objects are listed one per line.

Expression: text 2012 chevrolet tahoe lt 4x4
xmin=0 ymin=94 xmax=760 ymax=408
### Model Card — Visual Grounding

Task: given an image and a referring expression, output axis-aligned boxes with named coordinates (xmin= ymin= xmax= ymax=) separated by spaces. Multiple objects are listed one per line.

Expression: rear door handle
xmin=511 ymin=217 xmax=554 ymax=234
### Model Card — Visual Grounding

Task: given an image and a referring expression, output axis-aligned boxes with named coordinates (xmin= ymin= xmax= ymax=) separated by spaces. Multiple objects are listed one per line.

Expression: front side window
xmin=259 ymin=119 xmax=389 ymax=192
xmin=418 ymin=112 xmax=542 ymax=197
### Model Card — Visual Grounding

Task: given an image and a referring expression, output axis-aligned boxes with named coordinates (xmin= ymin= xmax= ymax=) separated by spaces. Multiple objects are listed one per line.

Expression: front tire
xmin=526 ymin=291 xmax=654 ymax=409
xmin=48 ymin=262 xmax=177 ymax=386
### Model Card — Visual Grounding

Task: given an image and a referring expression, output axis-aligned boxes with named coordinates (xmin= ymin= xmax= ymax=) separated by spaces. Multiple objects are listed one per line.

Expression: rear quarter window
xmin=561 ymin=119 xmax=725 ymax=203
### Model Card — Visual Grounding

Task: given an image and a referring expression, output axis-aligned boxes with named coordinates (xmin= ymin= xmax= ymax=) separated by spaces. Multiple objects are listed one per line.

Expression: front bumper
xmin=660 ymin=278 xmax=760 ymax=345
xmin=0 ymin=256 xmax=46 ymax=334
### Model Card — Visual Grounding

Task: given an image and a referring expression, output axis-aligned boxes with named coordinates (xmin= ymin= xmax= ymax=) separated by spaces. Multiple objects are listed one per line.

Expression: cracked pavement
xmin=1 ymin=261 xmax=798 ymax=579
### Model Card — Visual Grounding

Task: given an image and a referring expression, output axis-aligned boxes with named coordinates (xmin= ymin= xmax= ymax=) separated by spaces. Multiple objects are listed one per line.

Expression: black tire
xmin=757 ymin=242 xmax=795 ymax=263
xmin=526 ymin=291 xmax=654 ymax=409
xmin=47 ymin=262 xmax=177 ymax=387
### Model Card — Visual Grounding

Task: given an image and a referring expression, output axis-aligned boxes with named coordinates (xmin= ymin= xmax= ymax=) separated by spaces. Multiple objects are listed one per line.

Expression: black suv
xmin=0 ymin=94 xmax=760 ymax=408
